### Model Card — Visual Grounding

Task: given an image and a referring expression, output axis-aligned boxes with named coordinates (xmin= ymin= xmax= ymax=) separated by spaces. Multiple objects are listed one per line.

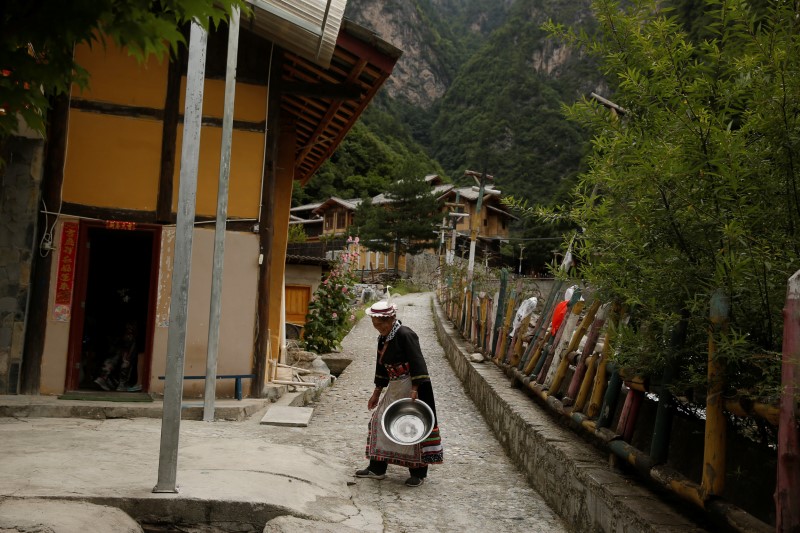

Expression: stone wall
xmin=431 ymin=297 xmax=706 ymax=533
xmin=0 ymin=137 xmax=45 ymax=394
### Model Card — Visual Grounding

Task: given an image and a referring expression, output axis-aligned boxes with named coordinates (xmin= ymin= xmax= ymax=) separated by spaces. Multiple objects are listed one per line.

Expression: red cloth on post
xmin=550 ymin=300 xmax=568 ymax=333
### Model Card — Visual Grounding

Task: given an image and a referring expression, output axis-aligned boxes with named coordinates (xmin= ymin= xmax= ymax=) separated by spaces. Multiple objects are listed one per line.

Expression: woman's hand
xmin=368 ymin=388 xmax=381 ymax=410
xmin=410 ymin=388 xmax=418 ymax=401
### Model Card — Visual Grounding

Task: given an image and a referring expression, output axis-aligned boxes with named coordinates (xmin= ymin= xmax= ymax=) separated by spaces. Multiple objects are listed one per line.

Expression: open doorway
xmin=66 ymin=222 xmax=160 ymax=393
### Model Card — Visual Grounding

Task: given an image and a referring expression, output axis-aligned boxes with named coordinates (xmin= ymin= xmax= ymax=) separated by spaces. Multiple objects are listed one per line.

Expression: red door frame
xmin=64 ymin=220 xmax=162 ymax=392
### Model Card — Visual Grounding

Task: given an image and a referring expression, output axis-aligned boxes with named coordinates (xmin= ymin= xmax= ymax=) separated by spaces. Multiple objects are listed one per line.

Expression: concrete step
xmin=259 ymin=405 xmax=314 ymax=427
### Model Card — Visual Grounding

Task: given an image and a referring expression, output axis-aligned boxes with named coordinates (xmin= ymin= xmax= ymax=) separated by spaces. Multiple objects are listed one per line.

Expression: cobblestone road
xmin=267 ymin=292 xmax=568 ymax=533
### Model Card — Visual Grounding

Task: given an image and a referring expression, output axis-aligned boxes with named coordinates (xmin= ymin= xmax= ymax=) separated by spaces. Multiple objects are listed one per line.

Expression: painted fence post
xmin=650 ymin=313 xmax=688 ymax=464
xmin=491 ymin=270 xmax=508 ymax=356
xmin=597 ymin=364 xmax=622 ymax=428
xmin=586 ymin=303 xmax=621 ymax=418
xmin=776 ymin=269 xmax=800 ymax=532
xmin=493 ymin=288 xmax=517 ymax=364
xmin=702 ymin=288 xmax=729 ymax=499
xmin=548 ymin=299 xmax=601 ymax=395
xmin=564 ymin=303 xmax=609 ymax=406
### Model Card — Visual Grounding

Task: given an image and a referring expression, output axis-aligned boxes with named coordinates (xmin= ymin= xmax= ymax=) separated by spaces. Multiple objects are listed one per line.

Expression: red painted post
xmin=776 ymin=270 xmax=800 ymax=532
xmin=702 ymin=289 xmax=729 ymax=499
xmin=616 ymin=388 xmax=644 ymax=443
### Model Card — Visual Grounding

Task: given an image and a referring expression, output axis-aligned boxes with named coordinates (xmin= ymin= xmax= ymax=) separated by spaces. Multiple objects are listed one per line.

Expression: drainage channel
xmin=85 ymin=497 xmax=286 ymax=533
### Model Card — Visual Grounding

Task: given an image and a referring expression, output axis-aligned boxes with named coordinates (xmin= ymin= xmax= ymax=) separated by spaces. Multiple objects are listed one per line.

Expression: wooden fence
xmin=436 ymin=269 xmax=800 ymax=533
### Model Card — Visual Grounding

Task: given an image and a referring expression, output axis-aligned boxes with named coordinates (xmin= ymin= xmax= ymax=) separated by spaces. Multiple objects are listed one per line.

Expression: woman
xmin=356 ymin=300 xmax=443 ymax=487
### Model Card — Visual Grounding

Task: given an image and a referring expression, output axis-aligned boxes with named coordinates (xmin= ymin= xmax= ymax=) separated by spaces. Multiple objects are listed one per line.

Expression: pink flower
xmin=354 ymin=236 xmax=360 ymax=243
xmin=349 ymin=314 xmax=355 ymax=321
xmin=332 ymin=312 xmax=338 ymax=319
xmin=342 ymin=287 xmax=348 ymax=293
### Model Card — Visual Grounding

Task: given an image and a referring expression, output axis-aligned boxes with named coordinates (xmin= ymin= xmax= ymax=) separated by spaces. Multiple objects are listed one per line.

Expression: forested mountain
xmin=295 ymin=0 xmax=604 ymax=265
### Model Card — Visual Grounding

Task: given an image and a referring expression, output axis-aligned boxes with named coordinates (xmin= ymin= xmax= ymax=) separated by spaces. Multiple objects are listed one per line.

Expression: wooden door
xmin=285 ymin=285 xmax=311 ymax=325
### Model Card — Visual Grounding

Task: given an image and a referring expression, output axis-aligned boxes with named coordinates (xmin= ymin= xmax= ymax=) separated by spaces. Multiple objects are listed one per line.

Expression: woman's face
xmin=371 ymin=316 xmax=395 ymax=336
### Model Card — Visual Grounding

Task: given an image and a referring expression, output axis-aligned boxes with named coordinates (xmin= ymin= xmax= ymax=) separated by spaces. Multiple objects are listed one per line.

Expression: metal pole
xmin=154 ymin=21 xmax=207 ymax=493
xmin=518 ymin=245 xmax=525 ymax=275
xmin=448 ymin=191 xmax=461 ymax=265
xmin=203 ymin=8 xmax=240 ymax=422
xmin=467 ymin=171 xmax=489 ymax=283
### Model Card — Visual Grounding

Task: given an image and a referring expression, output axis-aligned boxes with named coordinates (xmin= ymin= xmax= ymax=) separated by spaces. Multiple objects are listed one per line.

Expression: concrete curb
xmin=431 ymin=298 xmax=705 ymax=533
xmin=0 ymin=382 xmax=326 ymax=421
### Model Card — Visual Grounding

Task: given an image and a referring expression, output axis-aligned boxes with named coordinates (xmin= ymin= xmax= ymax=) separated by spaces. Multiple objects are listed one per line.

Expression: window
xmin=325 ymin=213 xmax=333 ymax=230
xmin=336 ymin=209 xmax=346 ymax=229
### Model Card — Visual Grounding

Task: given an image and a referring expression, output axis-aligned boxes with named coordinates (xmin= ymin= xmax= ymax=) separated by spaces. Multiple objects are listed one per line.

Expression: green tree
xmin=1 ymin=0 xmax=245 ymax=138
xmin=354 ymin=170 xmax=441 ymax=273
xmin=536 ymin=0 xmax=800 ymax=399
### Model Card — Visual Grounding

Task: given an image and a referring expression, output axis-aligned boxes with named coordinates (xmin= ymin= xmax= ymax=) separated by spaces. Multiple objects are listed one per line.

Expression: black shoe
xmin=405 ymin=476 xmax=424 ymax=487
xmin=355 ymin=468 xmax=386 ymax=480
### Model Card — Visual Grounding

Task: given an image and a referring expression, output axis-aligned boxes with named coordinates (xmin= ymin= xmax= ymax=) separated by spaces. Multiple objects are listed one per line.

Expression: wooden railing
xmin=437 ymin=269 xmax=800 ymax=533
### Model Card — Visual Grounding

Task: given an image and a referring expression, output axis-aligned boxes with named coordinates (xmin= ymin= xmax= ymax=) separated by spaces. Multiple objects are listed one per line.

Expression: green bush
xmin=302 ymin=238 xmax=360 ymax=353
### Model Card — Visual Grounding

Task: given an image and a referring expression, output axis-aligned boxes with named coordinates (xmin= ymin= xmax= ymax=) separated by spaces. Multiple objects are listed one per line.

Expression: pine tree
xmin=355 ymin=172 xmax=441 ymax=273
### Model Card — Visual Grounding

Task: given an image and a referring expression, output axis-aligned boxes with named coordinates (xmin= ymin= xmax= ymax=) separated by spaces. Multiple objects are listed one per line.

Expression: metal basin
xmin=381 ymin=398 xmax=435 ymax=446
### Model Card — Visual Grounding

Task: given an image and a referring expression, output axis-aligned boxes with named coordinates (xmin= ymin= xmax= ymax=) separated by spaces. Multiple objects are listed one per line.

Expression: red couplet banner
xmin=53 ymin=221 xmax=79 ymax=322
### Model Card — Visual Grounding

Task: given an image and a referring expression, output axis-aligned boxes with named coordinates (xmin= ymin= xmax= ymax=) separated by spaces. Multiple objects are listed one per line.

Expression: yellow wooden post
xmin=573 ymin=351 xmax=598 ymax=413
xmin=702 ymin=289 xmax=729 ymax=499
xmin=479 ymin=295 xmax=488 ymax=352
xmin=493 ymin=291 xmax=517 ymax=364
xmin=465 ymin=284 xmax=474 ymax=337
xmin=586 ymin=303 xmax=621 ymax=418
xmin=522 ymin=331 xmax=549 ymax=375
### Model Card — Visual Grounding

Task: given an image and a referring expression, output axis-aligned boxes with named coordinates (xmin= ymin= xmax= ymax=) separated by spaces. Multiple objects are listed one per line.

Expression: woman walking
xmin=356 ymin=300 xmax=443 ymax=487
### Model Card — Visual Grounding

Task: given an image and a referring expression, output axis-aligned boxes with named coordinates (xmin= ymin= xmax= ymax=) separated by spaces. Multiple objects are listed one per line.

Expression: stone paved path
xmin=267 ymin=292 xmax=569 ymax=533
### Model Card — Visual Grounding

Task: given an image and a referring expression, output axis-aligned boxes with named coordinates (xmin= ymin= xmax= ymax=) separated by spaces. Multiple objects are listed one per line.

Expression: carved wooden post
xmin=702 ymin=288 xmax=729 ymax=499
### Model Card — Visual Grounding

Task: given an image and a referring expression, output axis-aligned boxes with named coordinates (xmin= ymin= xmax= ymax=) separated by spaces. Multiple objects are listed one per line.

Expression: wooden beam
xmin=252 ymin=53 xmax=284 ymax=398
xmin=280 ymin=81 xmax=362 ymax=100
xmin=157 ymin=49 xmax=184 ymax=222
xmin=19 ymin=95 xmax=70 ymax=394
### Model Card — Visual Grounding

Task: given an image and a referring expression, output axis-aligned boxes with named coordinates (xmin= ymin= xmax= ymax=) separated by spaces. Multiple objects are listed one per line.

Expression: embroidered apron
xmin=366 ymin=375 xmax=424 ymax=467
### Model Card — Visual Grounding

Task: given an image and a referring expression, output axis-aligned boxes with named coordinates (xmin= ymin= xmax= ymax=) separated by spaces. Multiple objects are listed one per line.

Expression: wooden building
xmin=8 ymin=11 xmax=400 ymax=399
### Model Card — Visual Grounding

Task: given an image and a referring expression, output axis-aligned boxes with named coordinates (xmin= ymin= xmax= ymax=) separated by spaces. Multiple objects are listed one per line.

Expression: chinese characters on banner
xmin=105 ymin=220 xmax=137 ymax=231
xmin=53 ymin=221 xmax=79 ymax=322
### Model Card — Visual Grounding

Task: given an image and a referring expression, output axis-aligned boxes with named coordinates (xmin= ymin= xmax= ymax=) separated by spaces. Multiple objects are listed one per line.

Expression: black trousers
xmin=369 ymin=459 xmax=427 ymax=478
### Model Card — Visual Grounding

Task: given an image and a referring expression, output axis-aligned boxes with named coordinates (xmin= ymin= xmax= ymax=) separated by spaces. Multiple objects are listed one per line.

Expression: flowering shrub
xmin=302 ymin=237 xmax=360 ymax=353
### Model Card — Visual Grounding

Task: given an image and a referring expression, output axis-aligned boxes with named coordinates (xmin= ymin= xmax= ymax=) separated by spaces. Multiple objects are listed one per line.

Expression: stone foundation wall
xmin=0 ymin=137 xmax=45 ymax=394
xmin=431 ymin=297 xmax=705 ymax=533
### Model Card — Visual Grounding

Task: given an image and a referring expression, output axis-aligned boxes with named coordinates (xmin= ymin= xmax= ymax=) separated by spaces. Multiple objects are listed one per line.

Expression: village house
xmin=0 ymin=5 xmax=401 ymax=400
xmin=283 ymin=172 xmax=515 ymax=322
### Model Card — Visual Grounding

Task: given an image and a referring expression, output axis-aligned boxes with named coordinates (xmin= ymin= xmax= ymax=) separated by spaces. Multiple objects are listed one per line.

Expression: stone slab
xmin=260 ymin=405 xmax=314 ymax=427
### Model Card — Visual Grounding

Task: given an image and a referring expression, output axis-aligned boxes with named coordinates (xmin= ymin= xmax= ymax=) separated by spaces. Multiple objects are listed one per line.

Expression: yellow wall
xmin=66 ymin=42 xmax=269 ymax=217
xmin=66 ymin=36 xmax=167 ymax=211
xmin=172 ymin=78 xmax=268 ymax=219
xmin=72 ymin=40 xmax=168 ymax=108
xmin=179 ymin=78 xmax=267 ymax=122
xmin=62 ymin=111 xmax=162 ymax=210
xmin=173 ymin=126 xmax=264 ymax=218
